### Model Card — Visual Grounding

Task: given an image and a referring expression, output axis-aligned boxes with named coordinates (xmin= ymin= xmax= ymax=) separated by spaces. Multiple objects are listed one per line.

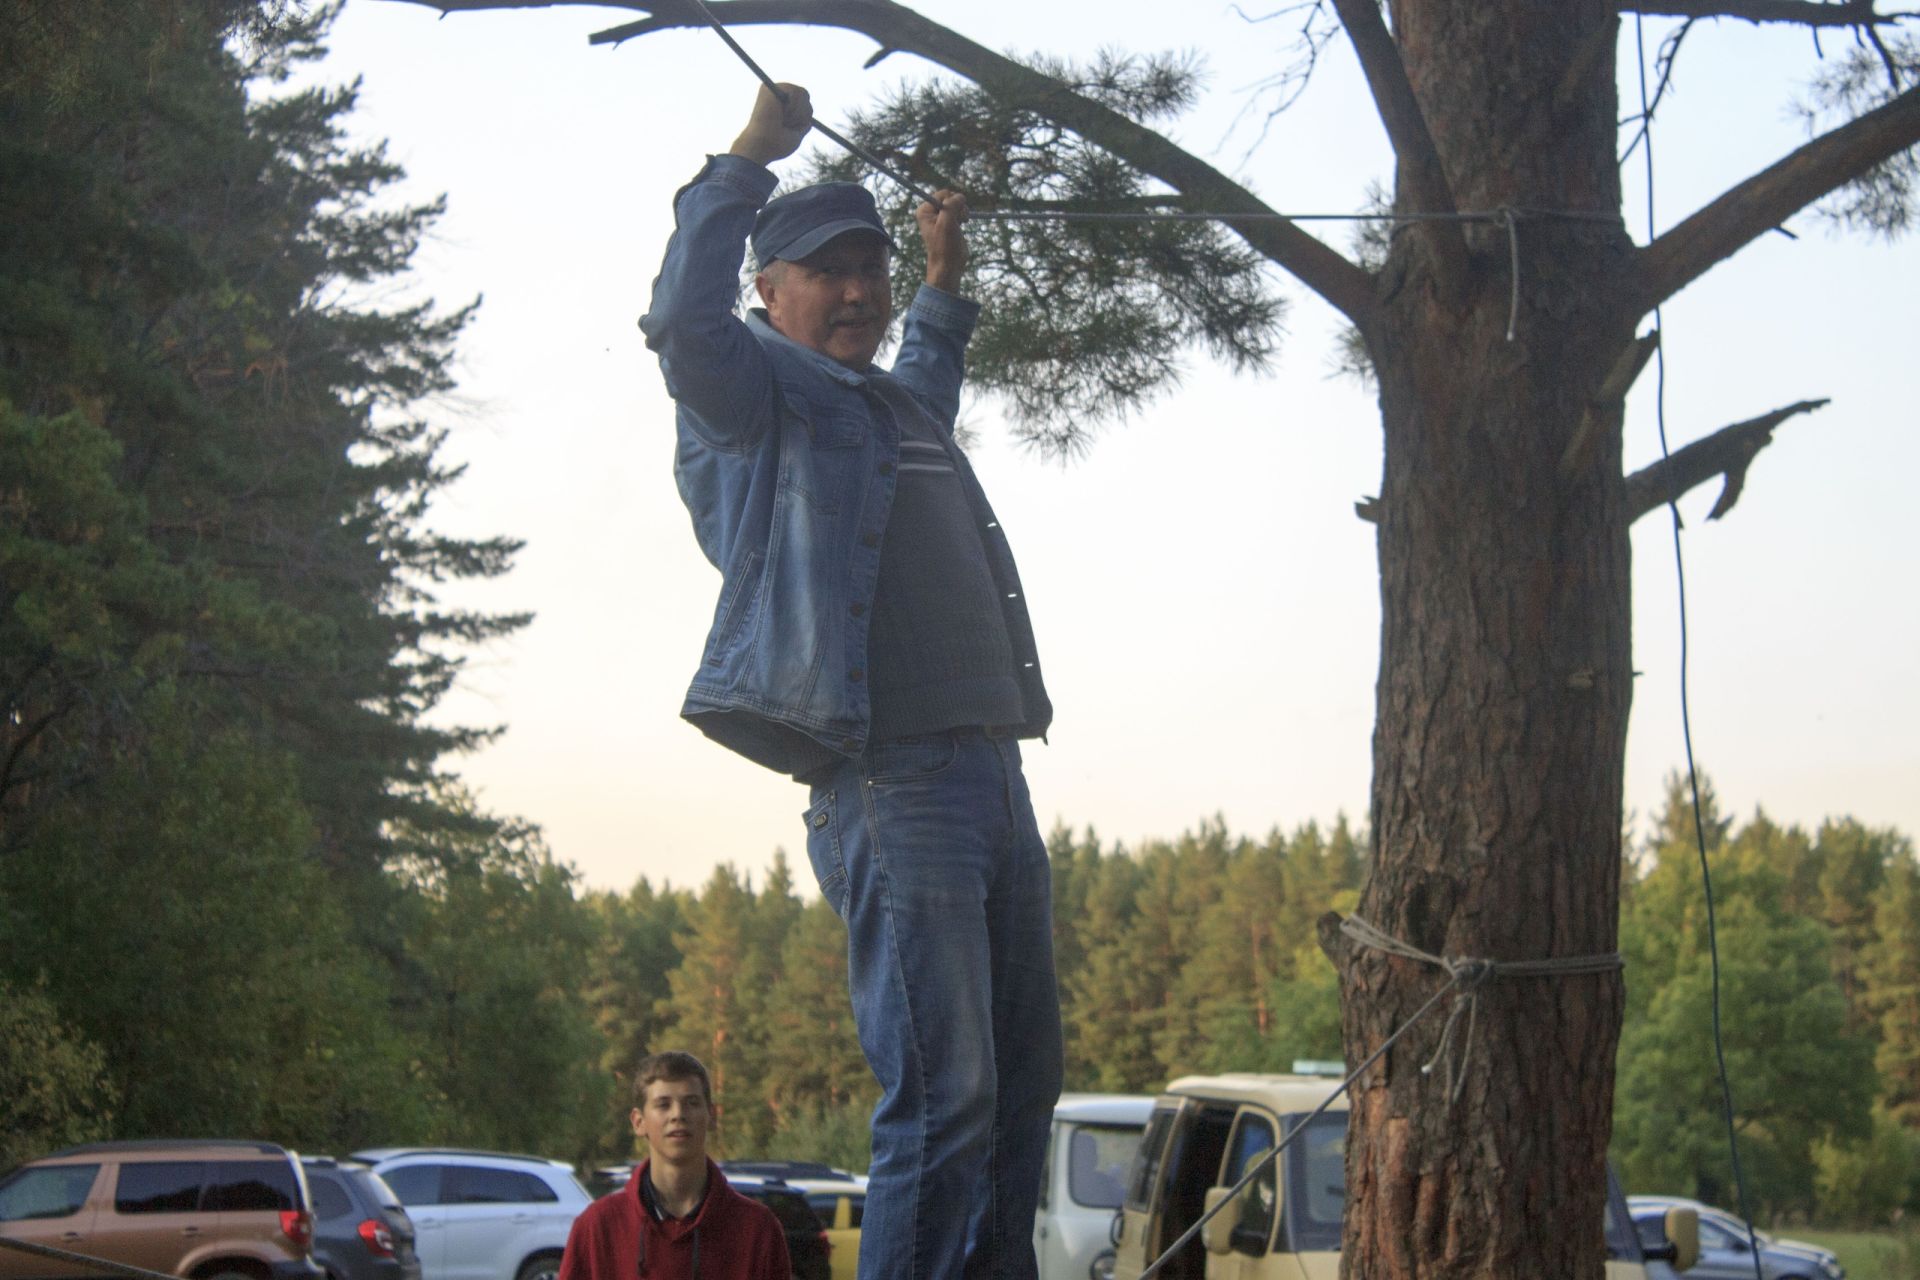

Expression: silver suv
xmin=349 ymin=1150 xmax=589 ymax=1280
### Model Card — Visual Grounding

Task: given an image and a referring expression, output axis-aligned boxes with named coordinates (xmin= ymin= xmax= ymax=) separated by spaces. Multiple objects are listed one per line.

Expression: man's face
xmin=630 ymin=1076 xmax=713 ymax=1165
xmin=758 ymin=233 xmax=893 ymax=370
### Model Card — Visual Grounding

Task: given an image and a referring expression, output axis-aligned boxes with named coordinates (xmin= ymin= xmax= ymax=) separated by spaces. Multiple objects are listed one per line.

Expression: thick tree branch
xmin=1635 ymin=83 xmax=1920 ymax=312
xmin=1328 ymin=0 xmax=1471 ymax=304
xmin=1624 ymin=398 xmax=1827 ymax=524
xmin=1625 ymin=0 xmax=1916 ymax=27
xmin=390 ymin=0 xmax=1380 ymax=323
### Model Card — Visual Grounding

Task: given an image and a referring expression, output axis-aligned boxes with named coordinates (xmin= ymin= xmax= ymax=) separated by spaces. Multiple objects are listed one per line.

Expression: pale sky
xmin=309 ymin=1 xmax=1918 ymax=893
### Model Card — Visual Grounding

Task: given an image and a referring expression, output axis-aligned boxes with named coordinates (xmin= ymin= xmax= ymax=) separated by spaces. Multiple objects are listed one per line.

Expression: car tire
xmin=514 ymin=1253 xmax=562 ymax=1280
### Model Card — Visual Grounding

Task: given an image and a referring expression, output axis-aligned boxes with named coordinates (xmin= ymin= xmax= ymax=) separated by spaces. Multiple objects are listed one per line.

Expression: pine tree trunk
xmin=1331 ymin=4 xmax=1637 ymax=1275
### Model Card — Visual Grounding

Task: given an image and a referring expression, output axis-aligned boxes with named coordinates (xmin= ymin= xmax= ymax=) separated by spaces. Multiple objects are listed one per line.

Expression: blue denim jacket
xmin=640 ymin=155 xmax=1052 ymax=776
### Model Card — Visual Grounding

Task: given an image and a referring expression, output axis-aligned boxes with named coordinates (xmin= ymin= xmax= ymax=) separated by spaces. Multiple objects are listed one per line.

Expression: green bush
xmin=0 ymin=978 xmax=116 ymax=1169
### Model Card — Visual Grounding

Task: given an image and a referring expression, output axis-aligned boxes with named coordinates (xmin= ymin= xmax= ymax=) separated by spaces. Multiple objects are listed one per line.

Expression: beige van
xmin=0 ymin=1140 xmax=321 ymax=1280
xmin=1112 ymin=1072 xmax=1698 ymax=1280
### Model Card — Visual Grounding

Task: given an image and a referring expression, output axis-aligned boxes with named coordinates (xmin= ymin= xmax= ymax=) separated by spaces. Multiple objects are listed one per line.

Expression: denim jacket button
xmin=878 ymin=461 xmax=895 ymax=476
xmin=849 ymin=602 xmax=866 ymax=618
xmin=849 ymin=667 xmax=864 ymax=682
xmin=812 ymin=810 xmax=830 ymax=830
xmin=860 ymin=532 xmax=880 ymax=549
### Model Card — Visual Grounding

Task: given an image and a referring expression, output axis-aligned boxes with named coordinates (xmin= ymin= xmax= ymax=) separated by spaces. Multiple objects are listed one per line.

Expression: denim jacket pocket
xmin=706 ymin=547 xmax=763 ymax=663
xmin=778 ymin=377 xmax=866 ymax=451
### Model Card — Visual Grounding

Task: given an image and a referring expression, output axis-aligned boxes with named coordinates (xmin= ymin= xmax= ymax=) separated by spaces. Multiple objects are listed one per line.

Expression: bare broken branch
xmin=1560 ymin=330 xmax=1661 ymax=478
xmin=1634 ymin=82 xmax=1920 ymax=312
xmin=1624 ymin=0 xmax=1917 ymax=28
xmin=1624 ymin=398 xmax=1828 ymax=524
xmin=1328 ymin=0 xmax=1471 ymax=305
xmin=391 ymin=0 xmax=1379 ymax=323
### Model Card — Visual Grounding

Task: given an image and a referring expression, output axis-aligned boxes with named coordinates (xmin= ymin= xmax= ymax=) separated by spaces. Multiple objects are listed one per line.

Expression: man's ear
xmin=753 ymin=272 xmax=777 ymax=310
xmin=629 ymin=1107 xmax=645 ymax=1137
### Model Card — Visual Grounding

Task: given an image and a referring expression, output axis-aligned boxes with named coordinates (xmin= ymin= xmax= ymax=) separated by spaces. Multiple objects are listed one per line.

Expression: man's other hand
xmin=916 ymin=189 xmax=969 ymax=292
xmin=729 ymin=83 xmax=811 ymax=167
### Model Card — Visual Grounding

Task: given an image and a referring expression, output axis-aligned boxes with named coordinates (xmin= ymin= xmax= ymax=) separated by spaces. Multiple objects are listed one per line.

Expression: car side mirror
xmin=1655 ymin=1207 xmax=1698 ymax=1273
xmin=1200 ymin=1187 xmax=1235 ymax=1255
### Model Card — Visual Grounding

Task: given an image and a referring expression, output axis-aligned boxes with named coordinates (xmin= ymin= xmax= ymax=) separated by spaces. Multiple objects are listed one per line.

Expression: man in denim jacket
xmin=639 ymin=84 xmax=1063 ymax=1280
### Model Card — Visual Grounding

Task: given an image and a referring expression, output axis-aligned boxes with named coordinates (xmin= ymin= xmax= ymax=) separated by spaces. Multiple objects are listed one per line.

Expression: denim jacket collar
xmin=743 ymin=309 xmax=873 ymax=388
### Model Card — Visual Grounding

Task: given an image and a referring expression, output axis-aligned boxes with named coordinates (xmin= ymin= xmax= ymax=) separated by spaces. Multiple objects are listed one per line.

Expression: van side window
xmin=1220 ymin=1112 xmax=1277 ymax=1255
xmin=1068 ymin=1125 xmax=1139 ymax=1209
xmin=1281 ymin=1111 xmax=1346 ymax=1252
xmin=0 ymin=1166 xmax=100 ymax=1221
xmin=1037 ymin=1126 xmax=1053 ymax=1210
xmin=448 ymin=1168 xmax=558 ymax=1205
xmin=1125 ymin=1109 xmax=1176 ymax=1211
xmin=309 ymin=1177 xmax=354 ymax=1222
xmin=380 ymin=1165 xmax=445 ymax=1207
xmin=203 ymin=1162 xmax=297 ymax=1212
xmin=115 ymin=1163 xmax=204 ymax=1215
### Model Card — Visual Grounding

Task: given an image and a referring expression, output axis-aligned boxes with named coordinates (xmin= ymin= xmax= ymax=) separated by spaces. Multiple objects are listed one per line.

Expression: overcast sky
xmin=308 ymin=1 xmax=1919 ymax=893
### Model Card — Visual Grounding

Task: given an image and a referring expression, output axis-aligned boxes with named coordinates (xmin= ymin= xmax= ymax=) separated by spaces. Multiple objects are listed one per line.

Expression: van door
xmin=1207 ymin=1108 xmax=1281 ymax=1280
xmin=378 ymin=1164 xmax=447 ymax=1279
xmin=0 ymin=1163 xmax=104 ymax=1280
xmin=1115 ymin=1099 xmax=1234 ymax=1280
xmin=91 ymin=1160 xmax=214 ymax=1277
xmin=1033 ymin=1120 xmax=1069 ymax=1280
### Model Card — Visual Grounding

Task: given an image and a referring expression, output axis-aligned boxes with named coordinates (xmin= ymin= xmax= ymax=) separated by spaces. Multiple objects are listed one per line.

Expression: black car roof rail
xmin=718 ymin=1160 xmax=847 ymax=1180
xmin=47 ymin=1140 xmax=289 ymax=1157
xmin=350 ymin=1148 xmax=562 ymax=1166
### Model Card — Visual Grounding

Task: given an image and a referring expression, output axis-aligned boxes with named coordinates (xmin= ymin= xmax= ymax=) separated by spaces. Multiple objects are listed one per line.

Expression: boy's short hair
xmin=632 ymin=1050 xmax=714 ymax=1108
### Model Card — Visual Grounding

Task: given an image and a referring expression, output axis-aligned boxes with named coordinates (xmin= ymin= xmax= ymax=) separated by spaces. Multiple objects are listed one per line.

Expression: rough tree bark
xmin=396 ymin=0 xmax=1920 ymax=1275
xmin=1322 ymin=4 xmax=1638 ymax=1274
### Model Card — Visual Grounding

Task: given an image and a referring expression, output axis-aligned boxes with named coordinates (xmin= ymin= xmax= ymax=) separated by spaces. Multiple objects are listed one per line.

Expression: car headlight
xmin=1089 ymin=1249 xmax=1116 ymax=1280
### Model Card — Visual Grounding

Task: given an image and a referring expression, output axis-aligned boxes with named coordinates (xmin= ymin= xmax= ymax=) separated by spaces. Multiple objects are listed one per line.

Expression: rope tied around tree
xmin=1339 ymin=914 xmax=1625 ymax=1103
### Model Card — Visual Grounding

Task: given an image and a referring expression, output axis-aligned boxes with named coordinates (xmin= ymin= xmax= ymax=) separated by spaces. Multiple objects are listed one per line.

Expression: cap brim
xmin=770 ymin=218 xmax=895 ymax=264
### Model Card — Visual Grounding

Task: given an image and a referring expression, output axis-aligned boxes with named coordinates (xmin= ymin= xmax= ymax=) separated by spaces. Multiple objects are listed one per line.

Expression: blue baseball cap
xmin=752 ymin=182 xmax=895 ymax=266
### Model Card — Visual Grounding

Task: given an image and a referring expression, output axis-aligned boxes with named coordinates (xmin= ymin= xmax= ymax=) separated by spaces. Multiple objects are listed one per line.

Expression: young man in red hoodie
xmin=559 ymin=1052 xmax=790 ymax=1280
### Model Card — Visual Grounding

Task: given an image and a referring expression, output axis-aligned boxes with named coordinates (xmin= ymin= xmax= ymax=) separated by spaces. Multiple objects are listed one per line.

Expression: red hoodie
xmin=557 ymin=1161 xmax=790 ymax=1280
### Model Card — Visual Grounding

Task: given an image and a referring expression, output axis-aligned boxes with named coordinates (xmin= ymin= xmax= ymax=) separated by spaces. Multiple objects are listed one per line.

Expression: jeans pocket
xmin=864 ymin=734 xmax=960 ymax=784
xmin=802 ymin=791 xmax=850 ymax=916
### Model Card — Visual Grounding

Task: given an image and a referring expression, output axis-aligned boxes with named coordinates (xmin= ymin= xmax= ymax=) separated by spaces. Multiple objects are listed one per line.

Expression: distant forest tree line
xmin=3 ymin=0 xmax=1918 ymax=1232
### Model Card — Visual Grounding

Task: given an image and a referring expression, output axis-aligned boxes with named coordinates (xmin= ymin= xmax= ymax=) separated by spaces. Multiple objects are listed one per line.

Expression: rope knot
xmin=1445 ymin=956 xmax=1498 ymax=992
xmin=1338 ymin=913 xmax=1622 ymax=1105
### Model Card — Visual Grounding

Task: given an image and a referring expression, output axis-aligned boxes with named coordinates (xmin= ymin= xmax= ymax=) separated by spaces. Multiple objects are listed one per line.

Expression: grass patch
xmin=1790 ymin=1228 xmax=1917 ymax=1280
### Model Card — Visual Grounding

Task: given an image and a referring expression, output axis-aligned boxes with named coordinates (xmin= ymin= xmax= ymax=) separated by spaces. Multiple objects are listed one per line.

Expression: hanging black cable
xmin=1634 ymin=16 xmax=1765 ymax=1280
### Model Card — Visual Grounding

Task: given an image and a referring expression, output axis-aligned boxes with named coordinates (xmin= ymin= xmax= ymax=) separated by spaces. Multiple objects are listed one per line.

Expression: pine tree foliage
xmin=0 ymin=0 xmax=525 ymax=874
xmin=804 ymin=51 xmax=1284 ymax=453
xmin=0 ymin=0 xmax=541 ymax=1154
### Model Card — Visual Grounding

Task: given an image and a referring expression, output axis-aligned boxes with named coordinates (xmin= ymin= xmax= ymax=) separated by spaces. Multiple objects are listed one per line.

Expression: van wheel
xmin=515 ymin=1254 xmax=562 ymax=1280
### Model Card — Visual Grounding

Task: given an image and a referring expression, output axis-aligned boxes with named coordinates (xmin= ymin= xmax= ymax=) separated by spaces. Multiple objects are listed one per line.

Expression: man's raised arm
xmin=637 ymin=84 xmax=813 ymax=447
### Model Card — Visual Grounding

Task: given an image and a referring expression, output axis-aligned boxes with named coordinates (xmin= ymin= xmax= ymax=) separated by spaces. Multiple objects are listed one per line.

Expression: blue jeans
xmin=803 ymin=730 xmax=1064 ymax=1280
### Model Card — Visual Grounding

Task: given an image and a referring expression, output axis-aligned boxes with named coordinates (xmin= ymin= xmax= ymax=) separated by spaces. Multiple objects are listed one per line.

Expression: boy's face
xmin=630 ymin=1075 xmax=713 ymax=1164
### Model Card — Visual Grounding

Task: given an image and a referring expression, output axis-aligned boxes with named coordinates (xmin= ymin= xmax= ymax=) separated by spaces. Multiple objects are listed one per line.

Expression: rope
xmin=682 ymin=0 xmax=943 ymax=206
xmin=677 ymin=0 xmax=1627 ymax=252
xmin=0 ymin=1234 xmax=187 ymax=1280
xmin=1135 ymin=963 xmax=1466 ymax=1280
xmin=1339 ymin=915 xmax=1623 ymax=1103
